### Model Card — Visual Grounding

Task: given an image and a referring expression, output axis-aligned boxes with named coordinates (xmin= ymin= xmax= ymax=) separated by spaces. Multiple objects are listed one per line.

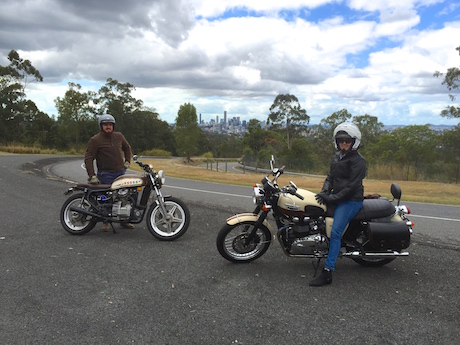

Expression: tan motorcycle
xmin=60 ymin=155 xmax=190 ymax=240
xmin=216 ymin=156 xmax=413 ymax=268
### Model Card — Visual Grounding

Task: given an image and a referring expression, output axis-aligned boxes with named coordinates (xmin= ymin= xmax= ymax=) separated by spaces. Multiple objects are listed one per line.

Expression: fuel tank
xmin=111 ymin=174 xmax=147 ymax=190
xmin=277 ymin=188 xmax=326 ymax=217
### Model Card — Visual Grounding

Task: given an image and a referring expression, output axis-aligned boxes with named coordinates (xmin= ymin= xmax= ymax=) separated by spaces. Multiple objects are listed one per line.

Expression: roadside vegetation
xmin=1 ymin=47 xmax=460 ymax=204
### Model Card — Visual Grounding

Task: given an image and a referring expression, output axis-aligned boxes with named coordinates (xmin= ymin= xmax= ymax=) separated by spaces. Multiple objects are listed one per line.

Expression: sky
xmin=1 ymin=0 xmax=460 ymax=126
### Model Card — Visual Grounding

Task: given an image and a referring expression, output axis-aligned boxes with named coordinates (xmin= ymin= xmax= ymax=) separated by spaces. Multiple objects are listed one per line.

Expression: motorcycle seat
xmin=76 ymin=183 xmax=112 ymax=190
xmin=353 ymin=199 xmax=395 ymax=221
xmin=326 ymin=198 xmax=395 ymax=221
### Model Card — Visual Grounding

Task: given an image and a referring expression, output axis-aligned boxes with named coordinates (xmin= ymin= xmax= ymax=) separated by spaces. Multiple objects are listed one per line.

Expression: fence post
xmin=225 ymin=161 xmax=227 ymax=172
xmin=216 ymin=160 xmax=219 ymax=172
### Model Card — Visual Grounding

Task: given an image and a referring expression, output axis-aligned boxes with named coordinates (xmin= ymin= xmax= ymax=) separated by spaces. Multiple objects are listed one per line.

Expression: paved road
xmin=51 ymin=156 xmax=460 ymax=248
xmin=1 ymin=155 xmax=459 ymax=345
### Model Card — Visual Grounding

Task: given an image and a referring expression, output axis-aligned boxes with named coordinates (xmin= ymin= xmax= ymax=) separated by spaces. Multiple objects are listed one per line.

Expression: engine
xmin=279 ymin=216 xmax=329 ymax=255
xmin=96 ymin=188 xmax=138 ymax=221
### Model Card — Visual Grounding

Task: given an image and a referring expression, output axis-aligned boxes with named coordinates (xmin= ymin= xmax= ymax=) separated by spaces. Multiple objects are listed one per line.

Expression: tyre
xmin=146 ymin=197 xmax=190 ymax=241
xmin=351 ymin=256 xmax=396 ymax=267
xmin=216 ymin=221 xmax=271 ymax=263
xmin=350 ymin=232 xmax=396 ymax=267
xmin=60 ymin=193 xmax=97 ymax=235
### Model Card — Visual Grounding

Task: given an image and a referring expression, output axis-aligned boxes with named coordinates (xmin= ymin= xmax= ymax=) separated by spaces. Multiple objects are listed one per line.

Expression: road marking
xmin=409 ymin=214 xmax=460 ymax=222
xmin=165 ymin=184 xmax=252 ymax=199
xmin=79 ymin=162 xmax=460 ymax=222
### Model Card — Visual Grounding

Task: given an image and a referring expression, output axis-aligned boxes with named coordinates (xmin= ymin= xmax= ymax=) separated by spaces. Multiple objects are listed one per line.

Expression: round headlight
xmin=157 ymin=170 xmax=166 ymax=185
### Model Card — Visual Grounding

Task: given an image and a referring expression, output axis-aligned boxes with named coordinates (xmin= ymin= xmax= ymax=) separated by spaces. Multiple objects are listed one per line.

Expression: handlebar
xmin=133 ymin=155 xmax=152 ymax=172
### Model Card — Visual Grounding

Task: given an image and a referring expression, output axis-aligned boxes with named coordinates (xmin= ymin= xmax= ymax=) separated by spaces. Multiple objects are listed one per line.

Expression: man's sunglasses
xmin=338 ymin=138 xmax=352 ymax=144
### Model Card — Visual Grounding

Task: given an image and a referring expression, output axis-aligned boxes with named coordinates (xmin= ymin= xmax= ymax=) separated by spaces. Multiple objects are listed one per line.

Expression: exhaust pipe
xmin=343 ymin=251 xmax=409 ymax=258
xmin=69 ymin=206 xmax=106 ymax=221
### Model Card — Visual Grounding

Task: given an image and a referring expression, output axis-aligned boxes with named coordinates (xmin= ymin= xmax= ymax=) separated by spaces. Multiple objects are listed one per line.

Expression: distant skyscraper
xmin=224 ymin=111 xmax=227 ymax=126
xmin=199 ymin=113 xmax=202 ymax=124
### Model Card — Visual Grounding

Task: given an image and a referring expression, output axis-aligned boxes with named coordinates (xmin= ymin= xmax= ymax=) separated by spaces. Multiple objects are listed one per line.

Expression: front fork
xmin=151 ymin=185 xmax=170 ymax=220
xmin=244 ymin=206 xmax=266 ymax=244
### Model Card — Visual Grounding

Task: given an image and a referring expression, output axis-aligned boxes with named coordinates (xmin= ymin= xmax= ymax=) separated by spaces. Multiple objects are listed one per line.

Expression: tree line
xmin=1 ymin=49 xmax=459 ymax=182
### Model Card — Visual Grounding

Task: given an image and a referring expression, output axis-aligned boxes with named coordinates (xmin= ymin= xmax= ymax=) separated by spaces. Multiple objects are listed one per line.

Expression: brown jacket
xmin=84 ymin=131 xmax=132 ymax=177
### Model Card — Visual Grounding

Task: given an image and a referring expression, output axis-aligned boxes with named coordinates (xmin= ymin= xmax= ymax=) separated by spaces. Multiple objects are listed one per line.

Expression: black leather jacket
xmin=321 ymin=150 xmax=367 ymax=203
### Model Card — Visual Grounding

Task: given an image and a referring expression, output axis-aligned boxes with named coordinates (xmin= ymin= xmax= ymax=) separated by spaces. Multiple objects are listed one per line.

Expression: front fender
xmin=226 ymin=213 xmax=276 ymax=236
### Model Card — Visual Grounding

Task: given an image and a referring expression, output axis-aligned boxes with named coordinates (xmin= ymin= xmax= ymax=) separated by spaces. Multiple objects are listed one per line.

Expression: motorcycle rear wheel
xmin=216 ymin=221 xmax=271 ymax=263
xmin=60 ymin=193 xmax=97 ymax=235
xmin=147 ymin=197 xmax=190 ymax=241
xmin=349 ymin=235 xmax=397 ymax=267
xmin=351 ymin=256 xmax=396 ymax=267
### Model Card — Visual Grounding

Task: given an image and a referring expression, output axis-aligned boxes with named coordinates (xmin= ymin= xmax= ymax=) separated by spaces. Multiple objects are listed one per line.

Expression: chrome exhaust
xmin=342 ymin=251 xmax=409 ymax=258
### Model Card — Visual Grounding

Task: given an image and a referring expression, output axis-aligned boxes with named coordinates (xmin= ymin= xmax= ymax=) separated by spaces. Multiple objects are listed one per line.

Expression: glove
xmin=124 ymin=161 xmax=130 ymax=169
xmin=315 ymin=192 xmax=329 ymax=205
xmin=88 ymin=175 xmax=99 ymax=184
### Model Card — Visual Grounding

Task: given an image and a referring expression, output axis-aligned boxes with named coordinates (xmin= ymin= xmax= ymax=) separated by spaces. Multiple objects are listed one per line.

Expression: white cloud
xmin=1 ymin=0 xmax=460 ymax=126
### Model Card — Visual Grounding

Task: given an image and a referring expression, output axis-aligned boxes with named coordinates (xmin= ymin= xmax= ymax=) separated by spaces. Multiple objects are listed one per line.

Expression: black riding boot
xmin=309 ymin=268 xmax=332 ymax=287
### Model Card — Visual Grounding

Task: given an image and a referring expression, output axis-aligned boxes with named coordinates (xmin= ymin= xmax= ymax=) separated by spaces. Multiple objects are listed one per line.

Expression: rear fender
xmin=226 ymin=213 xmax=276 ymax=236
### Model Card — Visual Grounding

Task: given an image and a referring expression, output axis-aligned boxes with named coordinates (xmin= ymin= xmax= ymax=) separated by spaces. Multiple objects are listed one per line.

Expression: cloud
xmin=1 ymin=0 xmax=459 ymax=125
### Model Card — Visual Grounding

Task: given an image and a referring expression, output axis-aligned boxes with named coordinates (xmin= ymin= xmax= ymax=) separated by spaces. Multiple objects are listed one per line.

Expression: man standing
xmin=84 ymin=114 xmax=133 ymax=231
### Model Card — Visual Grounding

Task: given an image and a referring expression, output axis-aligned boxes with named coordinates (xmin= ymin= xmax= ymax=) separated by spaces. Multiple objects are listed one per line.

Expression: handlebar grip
xmin=294 ymin=192 xmax=304 ymax=200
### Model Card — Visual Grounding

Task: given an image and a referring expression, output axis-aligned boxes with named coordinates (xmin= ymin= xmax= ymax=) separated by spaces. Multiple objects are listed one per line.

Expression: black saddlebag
xmin=367 ymin=221 xmax=410 ymax=250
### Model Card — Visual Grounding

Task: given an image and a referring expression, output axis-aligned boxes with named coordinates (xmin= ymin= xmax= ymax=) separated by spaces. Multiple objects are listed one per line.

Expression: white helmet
xmin=333 ymin=122 xmax=361 ymax=150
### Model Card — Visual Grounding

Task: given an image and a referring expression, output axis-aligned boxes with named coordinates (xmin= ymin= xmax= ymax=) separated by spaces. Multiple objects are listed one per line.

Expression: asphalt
xmin=0 ymin=155 xmax=459 ymax=345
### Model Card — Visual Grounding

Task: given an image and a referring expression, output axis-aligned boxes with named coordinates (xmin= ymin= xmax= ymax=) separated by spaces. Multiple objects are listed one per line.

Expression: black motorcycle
xmin=60 ymin=155 xmax=190 ymax=240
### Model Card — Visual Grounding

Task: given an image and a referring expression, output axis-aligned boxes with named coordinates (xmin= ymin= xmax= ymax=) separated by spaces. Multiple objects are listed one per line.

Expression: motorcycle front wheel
xmin=216 ymin=221 xmax=271 ymax=263
xmin=146 ymin=197 xmax=190 ymax=241
xmin=60 ymin=193 xmax=97 ymax=235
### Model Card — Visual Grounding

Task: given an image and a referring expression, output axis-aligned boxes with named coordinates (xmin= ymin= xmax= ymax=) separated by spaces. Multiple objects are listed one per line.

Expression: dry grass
xmin=138 ymin=157 xmax=460 ymax=206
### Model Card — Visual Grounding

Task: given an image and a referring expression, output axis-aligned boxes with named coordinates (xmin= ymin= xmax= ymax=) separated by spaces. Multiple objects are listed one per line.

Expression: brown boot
xmin=309 ymin=268 xmax=332 ymax=287
xmin=102 ymin=223 xmax=110 ymax=232
xmin=121 ymin=223 xmax=134 ymax=229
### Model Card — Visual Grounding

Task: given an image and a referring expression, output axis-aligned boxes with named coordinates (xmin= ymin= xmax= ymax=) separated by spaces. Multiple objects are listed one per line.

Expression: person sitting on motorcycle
xmin=310 ymin=122 xmax=367 ymax=286
xmin=84 ymin=114 xmax=133 ymax=232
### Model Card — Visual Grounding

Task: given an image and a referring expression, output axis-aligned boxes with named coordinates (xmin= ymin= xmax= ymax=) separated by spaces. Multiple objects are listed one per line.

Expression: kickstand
xmin=311 ymin=258 xmax=322 ymax=277
xmin=111 ymin=223 xmax=117 ymax=234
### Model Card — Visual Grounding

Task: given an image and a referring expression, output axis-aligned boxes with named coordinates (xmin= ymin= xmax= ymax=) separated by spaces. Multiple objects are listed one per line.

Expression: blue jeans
xmin=325 ymin=200 xmax=363 ymax=271
xmin=97 ymin=170 xmax=126 ymax=185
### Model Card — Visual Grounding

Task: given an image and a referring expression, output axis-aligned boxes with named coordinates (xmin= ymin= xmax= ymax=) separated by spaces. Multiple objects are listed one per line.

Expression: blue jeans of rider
xmin=325 ymin=200 xmax=363 ymax=271
xmin=97 ymin=170 xmax=126 ymax=185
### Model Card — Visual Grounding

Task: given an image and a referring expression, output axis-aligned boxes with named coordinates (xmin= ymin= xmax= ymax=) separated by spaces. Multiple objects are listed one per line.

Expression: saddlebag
xmin=367 ymin=221 xmax=410 ymax=250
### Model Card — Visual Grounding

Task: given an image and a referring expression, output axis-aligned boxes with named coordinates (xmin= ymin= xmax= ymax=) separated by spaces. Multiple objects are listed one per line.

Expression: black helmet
xmin=98 ymin=114 xmax=115 ymax=130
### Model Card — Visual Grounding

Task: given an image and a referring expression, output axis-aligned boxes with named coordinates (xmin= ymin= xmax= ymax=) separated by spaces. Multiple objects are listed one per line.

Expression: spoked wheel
xmin=146 ymin=197 xmax=190 ymax=241
xmin=60 ymin=193 xmax=97 ymax=235
xmin=216 ymin=221 xmax=271 ymax=263
xmin=350 ymin=232 xmax=396 ymax=267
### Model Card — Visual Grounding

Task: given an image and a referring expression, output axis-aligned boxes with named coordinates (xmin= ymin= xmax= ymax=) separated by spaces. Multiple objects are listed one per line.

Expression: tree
xmin=352 ymin=114 xmax=384 ymax=149
xmin=55 ymin=82 xmax=95 ymax=146
xmin=366 ymin=125 xmax=437 ymax=167
xmin=95 ymin=78 xmax=143 ymax=127
xmin=267 ymin=94 xmax=309 ymax=149
xmin=434 ymin=45 xmax=460 ymax=119
xmin=314 ymin=109 xmax=353 ymax=159
xmin=174 ymin=103 xmax=201 ymax=161
xmin=0 ymin=50 xmax=47 ymax=144
xmin=0 ymin=50 xmax=43 ymax=93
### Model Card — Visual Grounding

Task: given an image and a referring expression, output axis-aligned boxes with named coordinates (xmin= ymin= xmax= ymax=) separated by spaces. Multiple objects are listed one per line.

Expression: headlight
xmin=157 ymin=170 xmax=166 ymax=185
xmin=253 ymin=184 xmax=264 ymax=204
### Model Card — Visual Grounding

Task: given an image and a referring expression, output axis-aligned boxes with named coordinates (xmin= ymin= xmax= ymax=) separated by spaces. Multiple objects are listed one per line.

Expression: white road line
xmin=409 ymin=214 xmax=460 ymax=222
xmin=165 ymin=184 xmax=252 ymax=199
xmin=79 ymin=162 xmax=459 ymax=222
